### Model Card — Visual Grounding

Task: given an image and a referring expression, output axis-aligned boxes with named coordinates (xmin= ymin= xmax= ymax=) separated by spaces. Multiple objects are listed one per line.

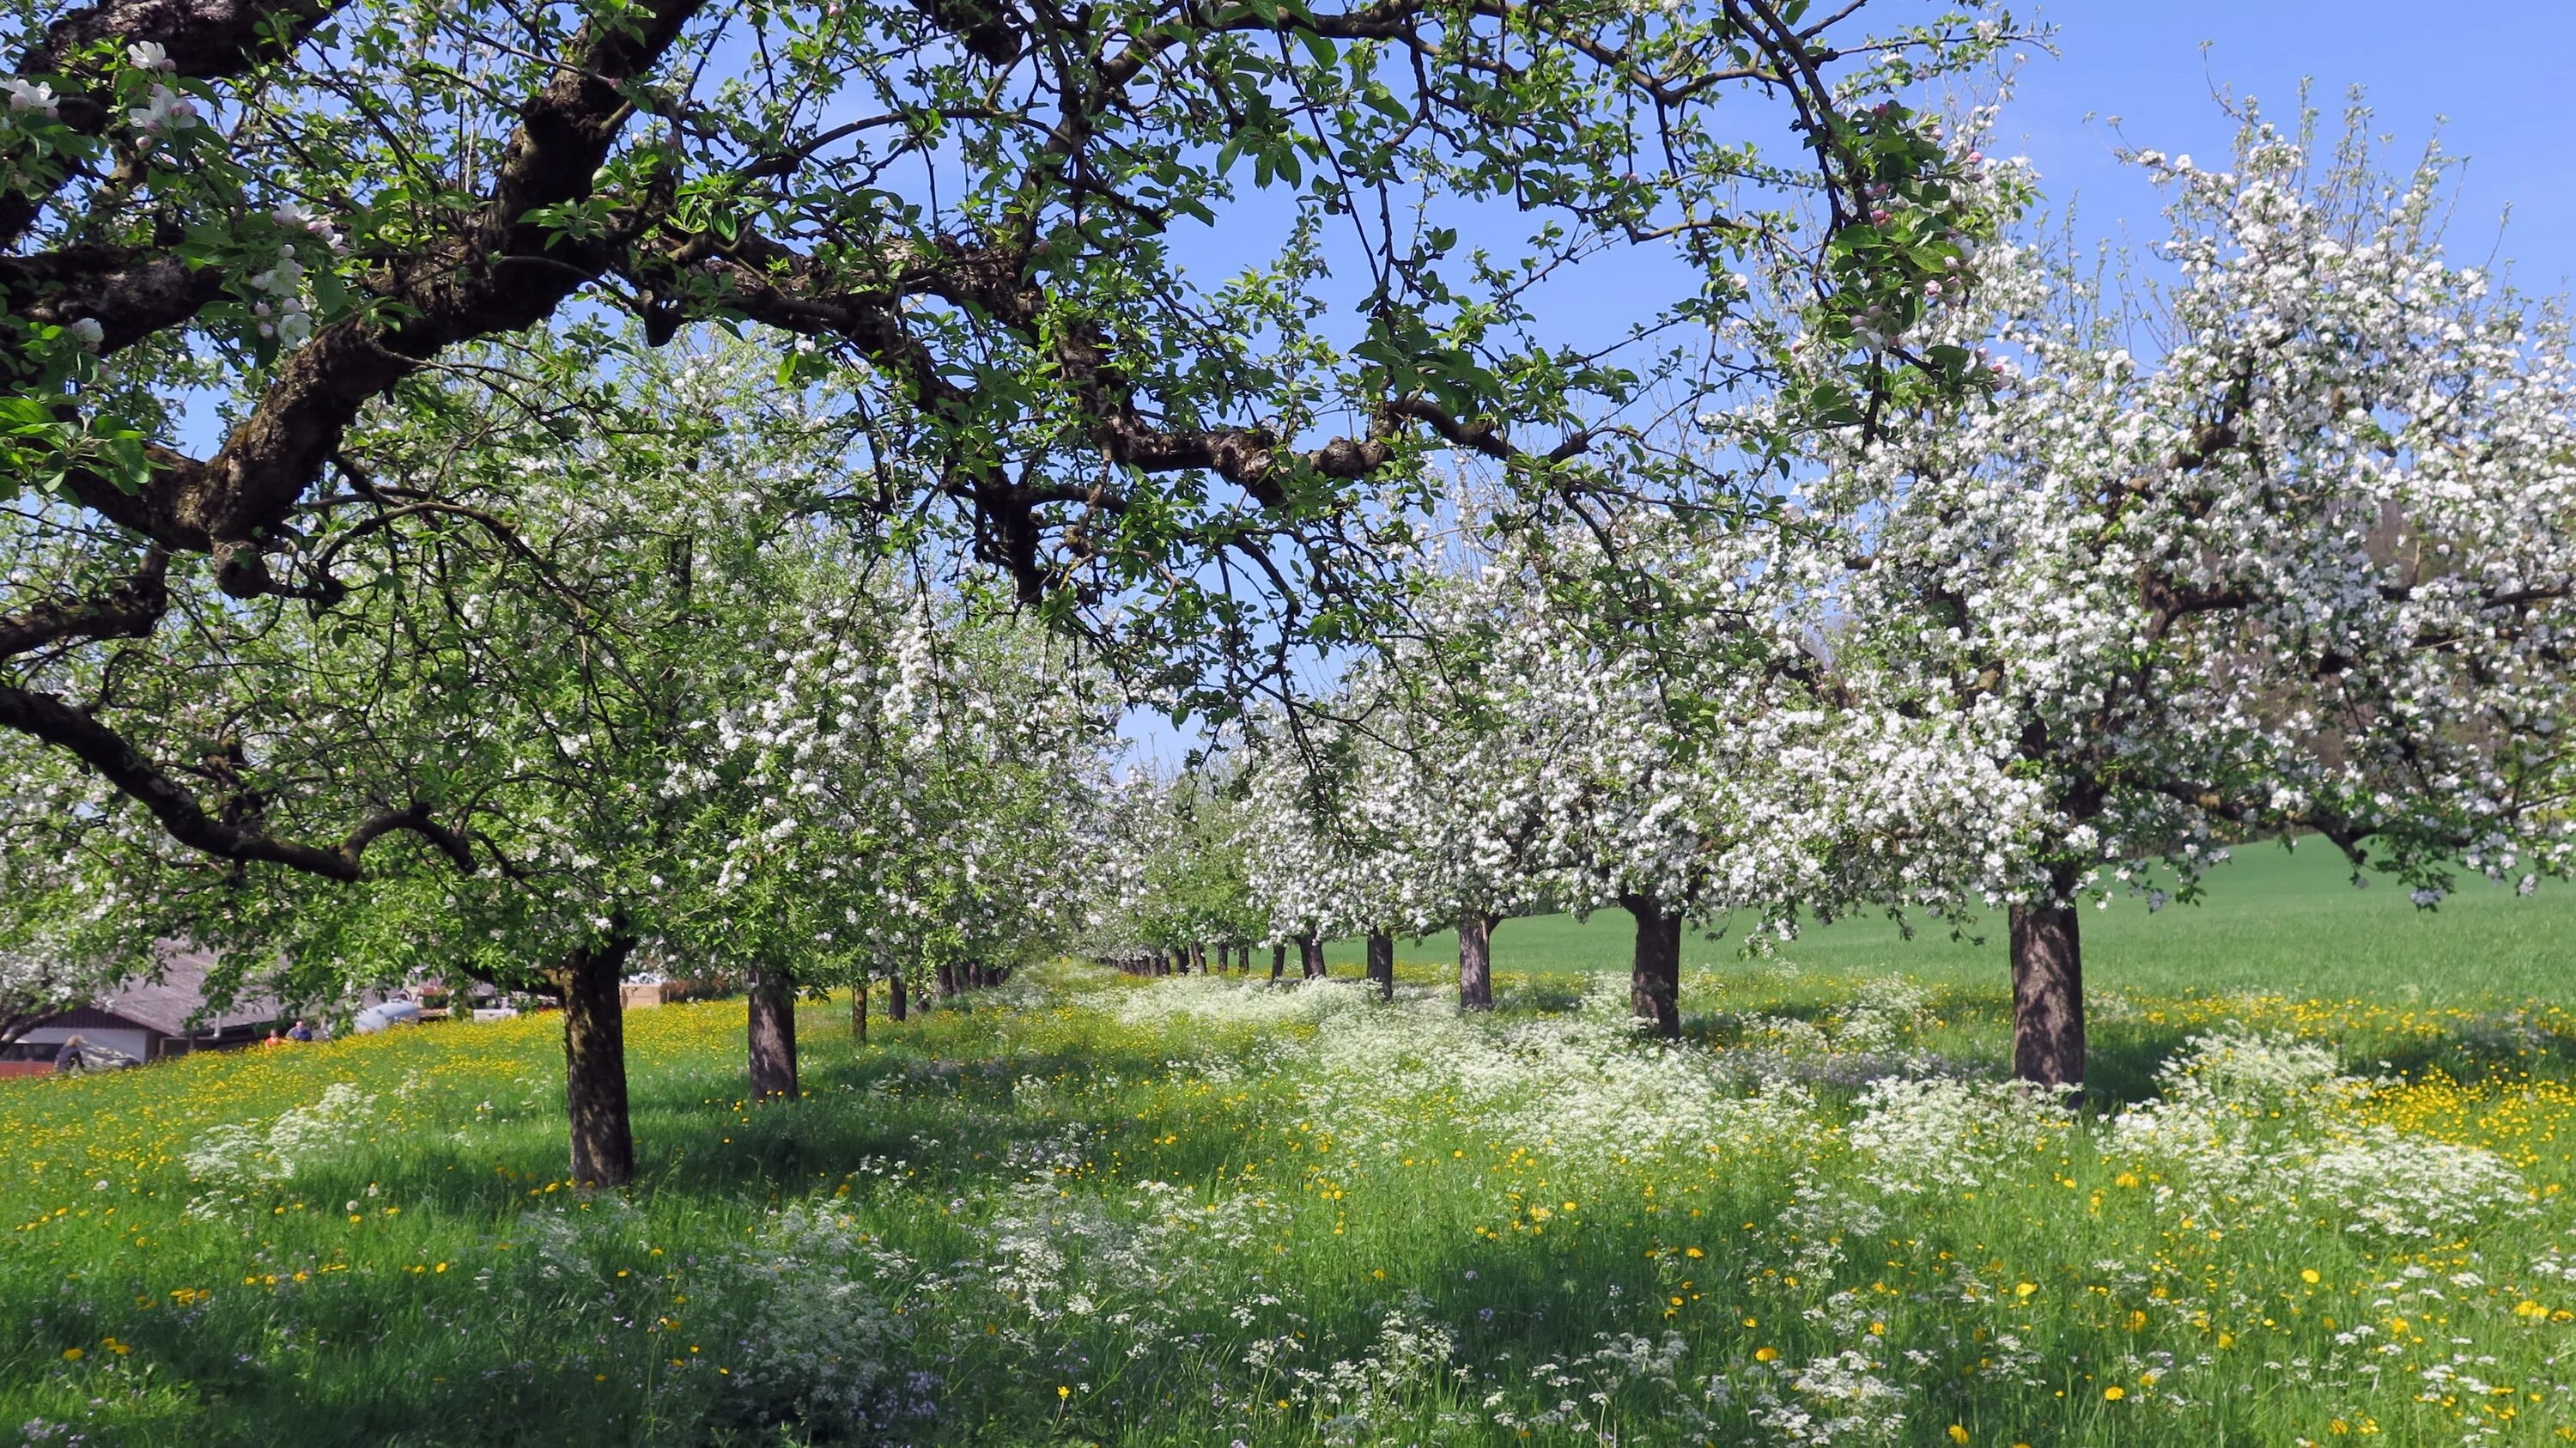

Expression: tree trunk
xmin=2009 ymin=878 xmax=2086 ymax=1098
xmin=1621 ymin=895 xmax=1683 ymax=1039
xmin=1458 ymin=911 xmax=1495 ymax=1011
xmin=1190 ymin=941 xmax=1206 ymax=974
xmin=1365 ymin=931 xmax=1394 ymax=1001
xmin=852 ymin=976 xmax=867 ymax=1045
xmin=1299 ymin=933 xmax=1325 ymax=979
xmin=1270 ymin=942 xmax=1285 ymax=981
xmin=889 ymin=970 xmax=908 ymax=1021
xmin=936 ymin=961 xmax=959 ymax=997
xmin=748 ymin=967 xmax=798 ymax=1101
xmin=561 ymin=934 xmax=637 ymax=1187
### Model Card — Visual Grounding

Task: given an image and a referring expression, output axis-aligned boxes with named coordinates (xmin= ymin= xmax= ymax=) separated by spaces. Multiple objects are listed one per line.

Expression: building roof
xmin=93 ymin=946 xmax=288 ymax=1037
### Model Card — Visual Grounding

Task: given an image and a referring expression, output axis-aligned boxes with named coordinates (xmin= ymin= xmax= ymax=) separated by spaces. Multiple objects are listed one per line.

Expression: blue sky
xmin=2004 ymin=1 xmax=2574 ymax=290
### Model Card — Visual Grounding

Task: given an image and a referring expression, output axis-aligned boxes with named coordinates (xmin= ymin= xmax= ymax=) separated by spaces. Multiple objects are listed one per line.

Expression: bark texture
xmin=888 ymin=971 xmax=908 ymax=1021
xmin=1299 ymin=934 xmax=1325 ymax=979
xmin=1458 ymin=912 xmax=1495 ymax=1011
xmin=2009 ymin=883 xmax=2086 ymax=1097
xmin=559 ymin=934 xmax=636 ymax=1187
xmin=747 ymin=967 xmax=797 ymax=1101
xmin=1621 ymin=896 xmax=1683 ymax=1039
xmin=1270 ymin=943 xmax=1285 ymax=981
xmin=851 ymin=977 xmax=866 ymax=1045
xmin=1365 ymin=931 xmax=1394 ymax=1001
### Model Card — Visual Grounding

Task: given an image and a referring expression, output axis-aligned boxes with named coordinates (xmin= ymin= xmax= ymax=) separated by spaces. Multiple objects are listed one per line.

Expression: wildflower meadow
xmin=8 ymin=910 xmax=2575 ymax=1445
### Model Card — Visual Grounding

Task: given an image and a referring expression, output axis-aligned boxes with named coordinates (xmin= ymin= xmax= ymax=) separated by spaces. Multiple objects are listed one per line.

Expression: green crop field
xmin=9 ymin=857 xmax=2576 ymax=1447
xmin=1327 ymin=842 xmax=2576 ymax=1006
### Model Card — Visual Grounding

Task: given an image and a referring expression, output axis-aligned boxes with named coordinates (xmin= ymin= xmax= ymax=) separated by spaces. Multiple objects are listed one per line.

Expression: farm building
xmin=0 ymin=949 xmax=286 ymax=1076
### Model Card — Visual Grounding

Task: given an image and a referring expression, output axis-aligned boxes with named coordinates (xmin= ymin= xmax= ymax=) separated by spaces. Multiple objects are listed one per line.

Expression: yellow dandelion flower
xmin=1753 ymin=1347 xmax=1778 ymax=1362
xmin=2104 ymin=1385 xmax=2126 ymax=1401
xmin=1949 ymin=1427 xmax=1971 ymax=1444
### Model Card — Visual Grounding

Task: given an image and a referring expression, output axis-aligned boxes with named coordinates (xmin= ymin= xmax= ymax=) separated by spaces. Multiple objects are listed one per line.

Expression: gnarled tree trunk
xmin=1365 ymin=931 xmax=1394 ymax=1001
xmin=1190 ymin=941 xmax=1206 ymax=974
xmin=852 ymin=976 xmax=867 ymax=1045
xmin=748 ymin=967 xmax=797 ymax=1101
xmin=1621 ymin=894 xmax=1682 ymax=1039
xmin=559 ymin=934 xmax=637 ymax=1187
xmin=1299 ymin=933 xmax=1325 ymax=979
xmin=1270 ymin=942 xmax=1285 ymax=981
xmin=2009 ymin=870 xmax=2085 ymax=1098
xmin=1458 ymin=911 xmax=1495 ymax=1011
xmin=889 ymin=970 xmax=908 ymax=1021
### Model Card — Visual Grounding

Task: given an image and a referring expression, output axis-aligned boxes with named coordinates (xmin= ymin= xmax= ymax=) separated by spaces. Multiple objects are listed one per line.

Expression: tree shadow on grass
xmin=2081 ymin=1024 xmax=2198 ymax=1110
xmin=612 ymin=1011 xmax=1292 ymax=1207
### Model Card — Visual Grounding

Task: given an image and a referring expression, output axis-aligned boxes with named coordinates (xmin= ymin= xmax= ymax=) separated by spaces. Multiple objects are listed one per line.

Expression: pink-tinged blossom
xmin=128 ymin=84 xmax=198 ymax=133
xmin=4 ymin=79 xmax=58 ymax=118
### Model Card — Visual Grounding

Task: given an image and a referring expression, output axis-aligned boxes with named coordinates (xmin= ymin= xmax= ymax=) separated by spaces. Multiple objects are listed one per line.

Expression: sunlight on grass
xmin=7 ymin=952 xmax=2576 ymax=1445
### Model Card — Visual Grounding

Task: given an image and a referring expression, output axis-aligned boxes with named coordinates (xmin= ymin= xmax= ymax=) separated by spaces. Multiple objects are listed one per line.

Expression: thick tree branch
xmin=0 ymin=679 xmax=468 ymax=880
xmin=0 ymin=548 xmax=167 ymax=660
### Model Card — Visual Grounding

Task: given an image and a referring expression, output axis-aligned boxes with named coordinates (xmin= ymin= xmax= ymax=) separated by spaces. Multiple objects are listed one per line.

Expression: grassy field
xmin=6 ymin=859 xmax=2576 ymax=1446
xmin=1327 ymin=842 xmax=2576 ymax=1005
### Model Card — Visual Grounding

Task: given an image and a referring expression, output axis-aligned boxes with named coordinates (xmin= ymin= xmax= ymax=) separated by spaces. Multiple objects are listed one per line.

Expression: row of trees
xmin=1 ymin=0 xmax=2018 ymax=1177
xmin=2 ymin=332 xmax=1127 ymax=1179
xmin=1171 ymin=108 xmax=2576 ymax=1093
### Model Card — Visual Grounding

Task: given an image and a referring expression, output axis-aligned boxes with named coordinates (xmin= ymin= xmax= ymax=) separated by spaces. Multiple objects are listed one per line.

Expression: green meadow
xmin=1330 ymin=843 xmax=2576 ymax=1005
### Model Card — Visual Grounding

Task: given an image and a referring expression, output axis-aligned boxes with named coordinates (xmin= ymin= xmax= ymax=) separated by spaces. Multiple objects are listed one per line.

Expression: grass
xmin=1326 ymin=841 xmax=2576 ymax=1005
xmin=5 ymin=858 xmax=2576 ymax=1445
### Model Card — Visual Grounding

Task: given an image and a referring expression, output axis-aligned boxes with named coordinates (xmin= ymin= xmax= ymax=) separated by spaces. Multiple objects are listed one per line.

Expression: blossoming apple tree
xmin=1097 ymin=770 xmax=1267 ymax=975
xmin=1764 ymin=107 xmax=2576 ymax=1092
xmin=702 ymin=591 xmax=1122 ymax=1094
